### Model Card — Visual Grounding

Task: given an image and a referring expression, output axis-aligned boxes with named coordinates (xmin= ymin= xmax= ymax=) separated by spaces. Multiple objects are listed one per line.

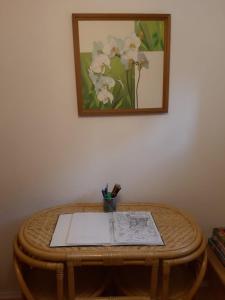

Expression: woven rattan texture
xmin=18 ymin=203 xmax=202 ymax=263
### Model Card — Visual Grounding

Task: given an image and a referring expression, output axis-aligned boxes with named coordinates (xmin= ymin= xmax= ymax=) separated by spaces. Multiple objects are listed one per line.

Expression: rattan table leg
xmin=150 ymin=260 xmax=159 ymax=300
xmin=13 ymin=257 xmax=35 ymax=300
xmin=161 ymin=262 xmax=170 ymax=300
xmin=67 ymin=261 xmax=75 ymax=300
xmin=161 ymin=239 xmax=207 ymax=300
xmin=56 ymin=266 xmax=64 ymax=300
xmin=186 ymin=250 xmax=207 ymax=300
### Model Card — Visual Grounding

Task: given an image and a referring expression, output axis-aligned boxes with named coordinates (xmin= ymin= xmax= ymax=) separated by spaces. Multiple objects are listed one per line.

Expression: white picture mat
xmin=136 ymin=52 xmax=164 ymax=108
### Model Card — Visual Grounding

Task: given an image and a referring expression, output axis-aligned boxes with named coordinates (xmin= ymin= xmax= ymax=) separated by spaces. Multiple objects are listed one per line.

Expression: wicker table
xmin=16 ymin=202 xmax=206 ymax=300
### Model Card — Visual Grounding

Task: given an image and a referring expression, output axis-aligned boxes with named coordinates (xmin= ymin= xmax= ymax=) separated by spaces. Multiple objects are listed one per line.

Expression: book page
xmin=66 ymin=212 xmax=112 ymax=245
xmin=112 ymin=211 xmax=164 ymax=245
xmin=50 ymin=214 xmax=72 ymax=247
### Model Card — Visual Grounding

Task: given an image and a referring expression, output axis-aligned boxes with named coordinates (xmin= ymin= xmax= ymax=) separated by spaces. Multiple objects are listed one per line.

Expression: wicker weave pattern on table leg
xmin=13 ymin=238 xmax=64 ymax=300
xmin=113 ymin=239 xmax=207 ymax=300
xmin=161 ymin=238 xmax=207 ymax=300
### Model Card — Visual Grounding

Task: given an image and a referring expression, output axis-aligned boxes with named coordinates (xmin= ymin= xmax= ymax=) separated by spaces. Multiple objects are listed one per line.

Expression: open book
xmin=50 ymin=211 xmax=164 ymax=247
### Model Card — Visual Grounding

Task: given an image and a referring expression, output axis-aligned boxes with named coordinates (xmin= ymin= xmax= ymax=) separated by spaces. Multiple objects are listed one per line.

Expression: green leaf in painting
xmin=105 ymin=56 xmax=135 ymax=109
xmin=135 ymin=21 xmax=164 ymax=51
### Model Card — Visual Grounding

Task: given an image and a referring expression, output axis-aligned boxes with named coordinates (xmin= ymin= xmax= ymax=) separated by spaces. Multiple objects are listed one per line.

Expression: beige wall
xmin=1 ymin=0 xmax=225 ymax=297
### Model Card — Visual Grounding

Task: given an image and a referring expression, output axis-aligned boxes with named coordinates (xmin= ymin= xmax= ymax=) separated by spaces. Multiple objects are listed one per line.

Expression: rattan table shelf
xmin=15 ymin=202 xmax=206 ymax=300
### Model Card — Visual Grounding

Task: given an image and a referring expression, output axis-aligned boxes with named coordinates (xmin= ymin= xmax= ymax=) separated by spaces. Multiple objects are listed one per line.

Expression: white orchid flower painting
xmin=72 ymin=14 xmax=171 ymax=115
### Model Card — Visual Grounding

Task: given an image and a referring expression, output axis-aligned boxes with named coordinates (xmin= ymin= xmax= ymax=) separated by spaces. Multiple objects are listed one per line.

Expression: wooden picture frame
xmin=72 ymin=14 xmax=171 ymax=116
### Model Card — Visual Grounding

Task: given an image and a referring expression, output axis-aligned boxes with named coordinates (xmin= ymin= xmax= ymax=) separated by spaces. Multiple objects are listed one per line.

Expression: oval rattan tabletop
xmin=18 ymin=202 xmax=203 ymax=264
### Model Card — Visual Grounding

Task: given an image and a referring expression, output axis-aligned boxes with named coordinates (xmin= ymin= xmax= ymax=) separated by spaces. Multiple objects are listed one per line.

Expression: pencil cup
xmin=103 ymin=197 xmax=116 ymax=212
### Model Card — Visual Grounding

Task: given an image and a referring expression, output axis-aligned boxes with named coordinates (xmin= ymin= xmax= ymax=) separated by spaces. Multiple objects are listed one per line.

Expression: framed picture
xmin=72 ymin=14 xmax=171 ymax=116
